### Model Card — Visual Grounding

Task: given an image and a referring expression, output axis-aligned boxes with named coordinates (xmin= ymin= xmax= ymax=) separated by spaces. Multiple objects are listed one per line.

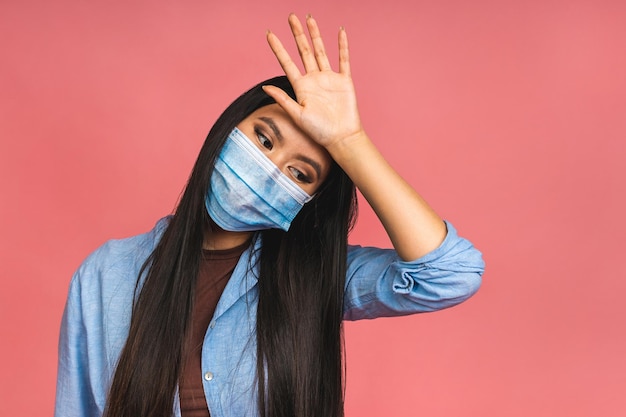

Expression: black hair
xmin=104 ymin=75 xmax=357 ymax=417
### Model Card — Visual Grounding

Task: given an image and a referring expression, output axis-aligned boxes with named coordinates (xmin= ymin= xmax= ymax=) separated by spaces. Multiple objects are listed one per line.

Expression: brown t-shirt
xmin=179 ymin=242 xmax=249 ymax=417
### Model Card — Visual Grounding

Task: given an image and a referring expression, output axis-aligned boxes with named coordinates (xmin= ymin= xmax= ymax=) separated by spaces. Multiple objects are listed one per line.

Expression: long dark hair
xmin=104 ymin=76 xmax=357 ymax=417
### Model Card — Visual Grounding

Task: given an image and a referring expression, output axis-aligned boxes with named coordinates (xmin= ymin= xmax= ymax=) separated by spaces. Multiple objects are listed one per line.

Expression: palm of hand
xmin=291 ymin=72 xmax=361 ymax=148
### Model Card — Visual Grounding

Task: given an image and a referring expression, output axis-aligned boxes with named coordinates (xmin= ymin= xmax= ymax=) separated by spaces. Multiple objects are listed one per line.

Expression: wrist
xmin=325 ymin=129 xmax=371 ymax=164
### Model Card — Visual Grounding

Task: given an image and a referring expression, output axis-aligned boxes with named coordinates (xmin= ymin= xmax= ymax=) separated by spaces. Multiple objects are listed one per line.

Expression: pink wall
xmin=1 ymin=0 xmax=625 ymax=415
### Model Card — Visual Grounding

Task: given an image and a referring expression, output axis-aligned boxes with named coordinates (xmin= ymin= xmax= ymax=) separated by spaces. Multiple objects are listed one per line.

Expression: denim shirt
xmin=55 ymin=217 xmax=484 ymax=417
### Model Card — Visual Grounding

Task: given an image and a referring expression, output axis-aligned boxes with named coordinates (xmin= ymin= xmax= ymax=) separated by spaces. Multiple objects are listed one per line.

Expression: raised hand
xmin=264 ymin=14 xmax=364 ymax=150
xmin=266 ymin=14 xmax=447 ymax=261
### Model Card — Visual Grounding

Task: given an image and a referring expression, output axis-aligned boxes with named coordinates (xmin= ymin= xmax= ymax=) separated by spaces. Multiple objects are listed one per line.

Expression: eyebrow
xmin=258 ymin=116 xmax=323 ymax=180
xmin=259 ymin=116 xmax=284 ymax=142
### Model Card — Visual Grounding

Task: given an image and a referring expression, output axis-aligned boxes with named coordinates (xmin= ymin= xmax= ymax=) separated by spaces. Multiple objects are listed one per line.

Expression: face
xmin=236 ymin=104 xmax=332 ymax=195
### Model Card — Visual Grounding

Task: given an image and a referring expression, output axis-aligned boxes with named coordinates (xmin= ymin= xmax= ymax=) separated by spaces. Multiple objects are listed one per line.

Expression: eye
xmin=288 ymin=167 xmax=312 ymax=184
xmin=255 ymin=128 xmax=273 ymax=150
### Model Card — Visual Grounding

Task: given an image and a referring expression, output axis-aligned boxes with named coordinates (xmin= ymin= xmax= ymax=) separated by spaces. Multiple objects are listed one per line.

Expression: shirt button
xmin=204 ymin=372 xmax=214 ymax=381
xmin=209 ymin=321 xmax=216 ymax=329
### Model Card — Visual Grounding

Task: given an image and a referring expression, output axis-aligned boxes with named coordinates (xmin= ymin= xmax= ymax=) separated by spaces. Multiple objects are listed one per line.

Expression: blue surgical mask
xmin=205 ymin=127 xmax=313 ymax=232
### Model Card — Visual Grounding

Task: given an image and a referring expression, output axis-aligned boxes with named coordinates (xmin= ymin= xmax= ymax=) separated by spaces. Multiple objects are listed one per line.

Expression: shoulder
xmin=69 ymin=216 xmax=171 ymax=299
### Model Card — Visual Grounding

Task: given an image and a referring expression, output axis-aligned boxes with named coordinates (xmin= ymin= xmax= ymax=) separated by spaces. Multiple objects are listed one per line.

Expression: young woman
xmin=55 ymin=14 xmax=484 ymax=417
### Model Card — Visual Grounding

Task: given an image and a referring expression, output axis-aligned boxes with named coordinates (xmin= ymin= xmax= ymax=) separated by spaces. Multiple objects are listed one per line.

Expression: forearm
xmin=265 ymin=14 xmax=448 ymax=258
xmin=327 ymin=131 xmax=447 ymax=261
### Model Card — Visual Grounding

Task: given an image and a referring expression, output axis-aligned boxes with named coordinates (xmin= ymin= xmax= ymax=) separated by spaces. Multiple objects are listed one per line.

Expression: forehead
xmin=242 ymin=104 xmax=300 ymax=134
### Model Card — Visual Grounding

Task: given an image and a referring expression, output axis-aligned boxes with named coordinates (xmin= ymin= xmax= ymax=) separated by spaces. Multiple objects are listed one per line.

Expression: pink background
xmin=1 ymin=0 xmax=625 ymax=415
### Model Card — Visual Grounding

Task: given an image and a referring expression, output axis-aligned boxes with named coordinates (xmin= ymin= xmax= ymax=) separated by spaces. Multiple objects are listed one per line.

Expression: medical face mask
xmin=205 ymin=127 xmax=314 ymax=232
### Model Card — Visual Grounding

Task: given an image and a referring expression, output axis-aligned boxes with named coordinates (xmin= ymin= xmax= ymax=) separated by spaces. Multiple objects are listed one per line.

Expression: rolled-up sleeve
xmin=343 ymin=221 xmax=484 ymax=321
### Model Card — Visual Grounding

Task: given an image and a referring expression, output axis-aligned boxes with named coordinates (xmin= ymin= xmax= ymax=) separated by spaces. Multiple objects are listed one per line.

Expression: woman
xmin=55 ymin=14 xmax=484 ymax=417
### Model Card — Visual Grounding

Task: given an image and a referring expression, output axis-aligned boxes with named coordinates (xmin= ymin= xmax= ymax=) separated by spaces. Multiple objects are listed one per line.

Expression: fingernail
xmin=306 ymin=13 xmax=312 ymax=19
xmin=266 ymin=29 xmax=271 ymax=35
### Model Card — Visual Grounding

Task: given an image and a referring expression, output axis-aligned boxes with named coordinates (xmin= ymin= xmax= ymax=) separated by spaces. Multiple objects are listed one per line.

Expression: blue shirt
xmin=55 ymin=217 xmax=484 ymax=417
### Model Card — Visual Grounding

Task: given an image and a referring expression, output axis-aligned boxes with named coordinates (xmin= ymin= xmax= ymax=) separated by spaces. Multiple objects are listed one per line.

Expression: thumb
xmin=262 ymin=85 xmax=302 ymax=121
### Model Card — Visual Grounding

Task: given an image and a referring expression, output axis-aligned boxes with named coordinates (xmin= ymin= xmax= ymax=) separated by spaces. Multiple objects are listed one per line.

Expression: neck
xmin=203 ymin=221 xmax=253 ymax=250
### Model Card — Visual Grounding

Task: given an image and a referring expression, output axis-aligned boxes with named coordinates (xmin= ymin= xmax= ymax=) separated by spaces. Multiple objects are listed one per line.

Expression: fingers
xmin=338 ymin=26 xmax=351 ymax=76
xmin=266 ymin=30 xmax=303 ymax=80
xmin=305 ymin=15 xmax=332 ymax=71
xmin=288 ymin=14 xmax=319 ymax=73
xmin=267 ymin=14 xmax=350 ymax=76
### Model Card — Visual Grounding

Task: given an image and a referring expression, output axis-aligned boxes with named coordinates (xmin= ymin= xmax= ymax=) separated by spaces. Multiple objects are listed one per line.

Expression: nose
xmin=265 ymin=152 xmax=288 ymax=175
